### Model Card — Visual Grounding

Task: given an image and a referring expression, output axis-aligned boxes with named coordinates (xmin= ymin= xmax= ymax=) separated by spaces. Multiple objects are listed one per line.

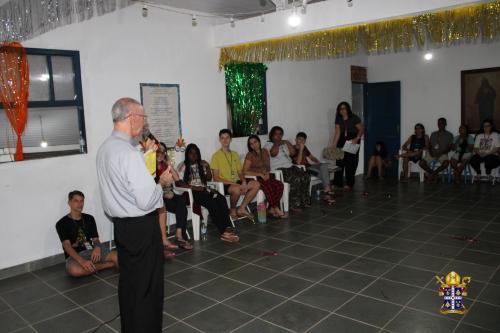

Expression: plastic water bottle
xmin=79 ymin=131 xmax=86 ymax=153
xmin=257 ymin=202 xmax=266 ymax=224
xmin=201 ymin=223 xmax=207 ymax=240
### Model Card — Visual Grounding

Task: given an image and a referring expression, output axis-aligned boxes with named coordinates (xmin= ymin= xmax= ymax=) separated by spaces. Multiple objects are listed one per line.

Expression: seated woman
xmin=264 ymin=126 xmax=311 ymax=212
xmin=397 ymin=123 xmax=429 ymax=182
xmin=243 ymin=135 xmax=286 ymax=218
xmin=365 ymin=141 xmax=389 ymax=180
xmin=450 ymin=125 xmax=474 ymax=183
xmin=178 ymin=144 xmax=239 ymax=243
xmin=156 ymin=143 xmax=193 ymax=251
xmin=470 ymin=119 xmax=500 ymax=180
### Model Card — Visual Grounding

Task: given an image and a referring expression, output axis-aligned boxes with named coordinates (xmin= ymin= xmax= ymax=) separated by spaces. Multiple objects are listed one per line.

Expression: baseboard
xmin=0 ymin=241 xmax=112 ymax=280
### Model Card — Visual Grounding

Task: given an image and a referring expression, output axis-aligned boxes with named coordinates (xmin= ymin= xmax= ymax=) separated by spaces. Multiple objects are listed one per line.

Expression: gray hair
xmin=111 ymin=97 xmax=141 ymax=123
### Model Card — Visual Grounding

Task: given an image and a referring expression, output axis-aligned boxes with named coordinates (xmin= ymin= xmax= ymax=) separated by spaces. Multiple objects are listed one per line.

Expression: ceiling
xmin=148 ymin=0 xmax=326 ymax=18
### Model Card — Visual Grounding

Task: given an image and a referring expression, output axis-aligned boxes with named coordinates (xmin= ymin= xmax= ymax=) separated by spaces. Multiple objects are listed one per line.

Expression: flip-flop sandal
xmin=220 ymin=233 xmax=240 ymax=243
xmin=164 ymin=243 xmax=179 ymax=250
xmin=176 ymin=239 xmax=193 ymax=250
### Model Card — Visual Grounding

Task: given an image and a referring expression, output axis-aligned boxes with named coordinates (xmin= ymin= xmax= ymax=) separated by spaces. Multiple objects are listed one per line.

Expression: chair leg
xmin=191 ymin=214 xmax=200 ymax=241
xmin=282 ymin=183 xmax=290 ymax=213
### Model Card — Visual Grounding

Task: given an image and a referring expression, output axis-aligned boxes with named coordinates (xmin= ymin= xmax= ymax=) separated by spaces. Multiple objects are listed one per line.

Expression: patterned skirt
xmin=259 ymin=178 xmax=284 ymax=207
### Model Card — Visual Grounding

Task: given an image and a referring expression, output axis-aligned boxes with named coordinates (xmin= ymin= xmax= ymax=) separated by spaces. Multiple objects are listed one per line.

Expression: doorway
xmin=363 ymin=81 xmax=401 ymax=178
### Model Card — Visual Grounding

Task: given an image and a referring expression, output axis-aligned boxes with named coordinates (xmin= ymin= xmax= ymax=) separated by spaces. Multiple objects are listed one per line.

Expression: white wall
xmin=265 ymin=55 xmax=367 ymax=160
xmin=0 ymin=5 xmax=228 ymax=270
xmin=367 ymin=41 xmax=500 ymax=142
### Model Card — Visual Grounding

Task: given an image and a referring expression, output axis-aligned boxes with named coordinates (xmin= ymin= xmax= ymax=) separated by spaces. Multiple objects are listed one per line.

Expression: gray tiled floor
xmin=1 ymin=177 xmax=500 ymax=332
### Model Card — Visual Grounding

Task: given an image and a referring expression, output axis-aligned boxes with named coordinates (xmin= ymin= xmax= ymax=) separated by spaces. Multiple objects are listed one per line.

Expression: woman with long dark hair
xmin=264 ymin=126 xmax=311 ymax=212
xmin=331 ymin=102 xmax=364 ymax=190
xmin=178 ymin=143 xmax=239 ymax=243
xmin=450 ymin=125 xmax=474 ymax=183
xmin=243 ymin=135 xmax=286 ymax=218
xmin=470 ymin=119 xmax=500 ymax=180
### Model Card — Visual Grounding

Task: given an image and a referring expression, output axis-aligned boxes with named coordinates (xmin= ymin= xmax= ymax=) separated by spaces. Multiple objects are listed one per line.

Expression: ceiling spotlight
xmin=142 ymin=4 xmax=148 ymax=18
xmin=192 ymin=14 xmax=197 ymax=27
xmin=424 ymin=52 xmax=433 ymax=60
xmin=230 ymin=16 xmax=235 ymax=27
xmin=40 ymin=141 xmax=48 ymax=148
xmin=347 ymin=0 xmax=353 ymax=7
xmin=260 ymin=14 xmax=265 ymax=22
xmin=288 ymin=9 xmax=301 ymax=28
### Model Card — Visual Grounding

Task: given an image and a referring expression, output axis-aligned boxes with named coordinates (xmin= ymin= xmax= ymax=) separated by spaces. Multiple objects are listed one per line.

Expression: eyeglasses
xmin=128 ymin=113 xmax=148 ymax=119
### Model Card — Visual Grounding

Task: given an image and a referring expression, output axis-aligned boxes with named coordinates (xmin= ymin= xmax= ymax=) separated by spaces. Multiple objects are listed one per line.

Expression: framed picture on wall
xmin=461 ymin=67 xmax=500 ymax=133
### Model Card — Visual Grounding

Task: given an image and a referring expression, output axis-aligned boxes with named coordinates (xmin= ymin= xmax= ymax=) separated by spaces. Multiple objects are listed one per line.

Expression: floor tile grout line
xmin=248 ymin=194 xmax=437 ymax=333
xmin=450 ymin=211 xmax=500 ymax=333
xmin=0 ymin=293 xmax=38 ymax=333
xmin=222 ymin=188 xmax=478 ymax=332
xmin=378 ymin=189 xmax=499 ymax=333
xmin=206 ymin=184 xmax=496 ymax=330
xmin=228 ymin=317 xmax=297 ymax=333
xmin=1 ymin=275 xmax=119 ymax=316
xmin=28 ymin=270 xmax=118 ymax=333
xmin=375 ymin=189 xmax=474 ymax=332
xmin=306 ymin=189 xmax=464 ymax=333
xmin=172 ymin=187 xmax=500 ymax=332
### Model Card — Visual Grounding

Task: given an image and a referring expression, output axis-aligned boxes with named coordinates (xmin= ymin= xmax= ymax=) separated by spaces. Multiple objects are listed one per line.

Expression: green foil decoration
xmin=225 ymin=63 xmax=267 ymax=137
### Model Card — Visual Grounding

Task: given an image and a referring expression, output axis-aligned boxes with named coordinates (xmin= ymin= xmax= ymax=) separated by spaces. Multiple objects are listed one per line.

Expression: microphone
xmin=141 ymin=123 xmax=159 ymax=145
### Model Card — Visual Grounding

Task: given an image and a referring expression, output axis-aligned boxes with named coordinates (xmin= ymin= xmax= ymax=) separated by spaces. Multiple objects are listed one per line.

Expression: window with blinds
xmin=0 ymin=48 xmax=86 ymax=162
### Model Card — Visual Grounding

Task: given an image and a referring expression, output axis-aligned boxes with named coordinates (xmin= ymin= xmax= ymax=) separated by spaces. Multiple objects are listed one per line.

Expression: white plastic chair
xmin=471 ymin=163 xmax=500 ymax=185
xmin=167 ymin=186 xmax=208 ymax=241
xmin=305 ymin=161 xmax=338 ymax=195
xmin=398 ymin=149 xmax=424 ymax=182
xmin=209 ymin=179 xmax=265 ymax=227
xmin=269 ymin=170 xmax=290 ymax=213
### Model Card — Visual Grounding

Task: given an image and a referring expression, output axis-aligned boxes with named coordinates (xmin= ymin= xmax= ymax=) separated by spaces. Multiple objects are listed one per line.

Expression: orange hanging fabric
xmin=0 ymin=42 xmax=29 ymax=161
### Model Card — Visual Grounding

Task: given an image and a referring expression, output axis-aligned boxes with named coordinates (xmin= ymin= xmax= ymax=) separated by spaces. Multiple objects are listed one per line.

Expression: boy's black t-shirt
xmin=55 ymin=213 xmax=99 ymax=258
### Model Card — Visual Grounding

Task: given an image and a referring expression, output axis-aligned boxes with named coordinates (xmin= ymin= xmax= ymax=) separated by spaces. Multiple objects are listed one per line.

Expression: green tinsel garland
xmin=225 ymin=63 xmax=267 ymax=137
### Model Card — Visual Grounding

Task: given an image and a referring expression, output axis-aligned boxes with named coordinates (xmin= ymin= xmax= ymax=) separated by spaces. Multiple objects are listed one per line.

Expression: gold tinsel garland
xmin=219 ymin=1 xmax=500 ymax=69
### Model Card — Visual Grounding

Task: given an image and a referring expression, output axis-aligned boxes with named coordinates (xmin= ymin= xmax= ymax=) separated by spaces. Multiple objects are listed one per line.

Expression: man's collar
xmin=112 ymin=130 xmax=132 ymax=142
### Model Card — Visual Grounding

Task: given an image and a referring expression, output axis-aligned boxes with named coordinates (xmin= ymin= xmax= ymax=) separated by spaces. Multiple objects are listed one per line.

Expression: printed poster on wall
xmin=140 ymin=83 xmax=182 ymax=147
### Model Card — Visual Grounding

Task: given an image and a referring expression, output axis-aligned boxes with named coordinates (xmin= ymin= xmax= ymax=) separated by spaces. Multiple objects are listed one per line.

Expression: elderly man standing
xmin=97 ymin=97 xmax=173 ymax=333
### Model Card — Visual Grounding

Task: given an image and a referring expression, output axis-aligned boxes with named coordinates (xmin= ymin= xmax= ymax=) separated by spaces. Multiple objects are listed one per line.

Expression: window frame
xmin=0 ymin=47 xmax=87 ymax=159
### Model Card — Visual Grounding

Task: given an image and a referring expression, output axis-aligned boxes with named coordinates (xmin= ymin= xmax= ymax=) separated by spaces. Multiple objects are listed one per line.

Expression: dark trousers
xmin=334 ymin=151 xmax=359 ymax=187
xmin=279 ymin=166 xmax=311 ymax=208
xmin=192 ymin=190 xmax=231 ymax=234
xmin=470 ymin=154 xmax=500 ymax=175
xmin=113 ymin=214 xmax=164 ymax=333
xmin=165 ymin=194 xmax=188 ymax=236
